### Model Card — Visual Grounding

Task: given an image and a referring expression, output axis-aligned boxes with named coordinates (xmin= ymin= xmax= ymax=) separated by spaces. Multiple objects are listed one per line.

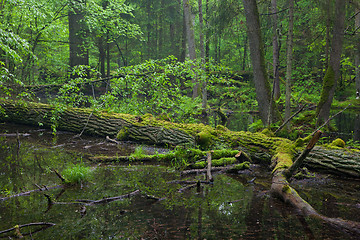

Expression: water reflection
xmin=334 ymin=111 xmax=360 ymax=141
xmin=0 ymin=124 xmax=359 ymax=239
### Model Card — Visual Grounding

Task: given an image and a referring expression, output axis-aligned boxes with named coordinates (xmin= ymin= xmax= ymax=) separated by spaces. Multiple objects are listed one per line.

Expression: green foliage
xmin=62 ymin=163 xmax=93 ymax=184
xmin=129 ymin=145 xmax=147 ymax=160
xmin=249 ymin=119 xmax=264 ymax=132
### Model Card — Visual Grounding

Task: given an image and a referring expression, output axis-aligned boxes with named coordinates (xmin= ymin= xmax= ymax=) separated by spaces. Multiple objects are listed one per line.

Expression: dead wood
xmin=0 ymin=185 xmax=63 ymax=202
xmin=180 ymin=165 xmax=242 ymax=176
xmin=0 ymin=222 xmax=55 ymax=236
xmin=44 ymin=190 xmax=141 ymax=206
xmin=313 ymin=103 xmax=351 ymax=135
xmin=271 ymin=172 xmax=360 ymax=236
xmin=274 ymin=104 xmax=307 ymax=134
xmin=106 ymin=135 xmax=121 ymax=144
xmin=284 ymin=130 xmax=322 ymax=179
xmin=52 ymin=168 xmax=66 ymax=182
xmin=206 ymin=151 xmax=213 ymax=181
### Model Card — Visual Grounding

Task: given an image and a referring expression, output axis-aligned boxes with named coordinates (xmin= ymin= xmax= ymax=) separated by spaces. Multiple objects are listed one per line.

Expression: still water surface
xmin=0 ymin=123 xmax=359 ymax=239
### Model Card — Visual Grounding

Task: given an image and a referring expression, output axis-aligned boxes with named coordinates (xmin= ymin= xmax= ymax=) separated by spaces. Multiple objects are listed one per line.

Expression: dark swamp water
xmin=0 ymin=123 xmax=360 ymax=239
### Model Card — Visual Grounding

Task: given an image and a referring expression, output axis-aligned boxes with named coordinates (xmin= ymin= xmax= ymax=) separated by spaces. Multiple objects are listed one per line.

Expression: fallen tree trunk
xmin=1 ymin=99 xmax=359 ymax=177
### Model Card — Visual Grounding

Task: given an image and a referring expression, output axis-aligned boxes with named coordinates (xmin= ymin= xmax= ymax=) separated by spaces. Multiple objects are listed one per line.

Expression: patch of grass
xmin=62 ymin=163 xmax=93 ymax=184
xmin=129 ymin=145 xmax=147 ymax=160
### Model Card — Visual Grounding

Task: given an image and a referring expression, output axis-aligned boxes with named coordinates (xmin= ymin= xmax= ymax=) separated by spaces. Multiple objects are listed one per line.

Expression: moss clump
xmin=211 ymin=149 xmax=239 ymax=159
xmin=213 ymin=157 xmax=237 ymax=166
xmin=231 ymin=161 xmax=250 ymax=170
xmin=294 ymin=167 xmax=316 ymax=179
xmin=196 ymin=131 xmax=212 ymax=149
xmin=215 ymin=125 xmax=228 ymax=131
xmin=331 ymin=138 xmax=345 ymax=148
xmin=116 ymin=127 xmax=129 ymax=140
xmin=261 ymin=128 xmax=274 ymax=137
xmin=191 ymin=157 xmax=238 ymax=169
xmin=294 ymin=135 xmax=312 ymax=148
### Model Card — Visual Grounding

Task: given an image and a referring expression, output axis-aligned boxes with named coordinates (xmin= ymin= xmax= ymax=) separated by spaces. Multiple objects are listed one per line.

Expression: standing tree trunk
xmin=69 ymin=0 xmax=89 ymax=72
xmin=316 ymin=0 xmax=346 ymax=125
xmin=242 ymin=0 xmax=275 ymax=125
xmin=183 ymin=0 xmax=199 ymax=98
xmin=205 ymin=0 xmax=210 ymax=62
xmin=355 ymin=5 xmax=360 ymax=94
xmin=285 ymin=0 xmax=294 ymax=131
xmin=271 ymin=0 xmax=280 ymax=101
xmin=199 ymin=0 xmax=207 ymax=120
xmin=98 ymin=37 xmax=106 ymax=77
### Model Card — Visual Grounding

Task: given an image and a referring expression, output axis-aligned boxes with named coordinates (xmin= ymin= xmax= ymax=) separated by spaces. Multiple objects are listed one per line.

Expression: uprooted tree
xmin=1 ymin=99 xmax=360 ymax=235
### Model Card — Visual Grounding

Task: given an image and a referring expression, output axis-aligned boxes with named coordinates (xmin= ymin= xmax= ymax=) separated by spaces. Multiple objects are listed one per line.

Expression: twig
xmin=0 ymin=185 xmax=63 ymax=202
xmin=206 ymin=151 xmax=213 ymax=182
xmin=44 ymin=190 xmax=141 ymax=206
xmin=284 ymin=130 xmax=322 ymax=179
xmin=180 ymin=165 xmax=238 ymax=175
xmin=52 ymin=168 xmax=66 ymax=182
xmin=178 ymin=183 xmax=198 ymax=193
xmin=275 ymin=104 xmax=307 ymax=134
xmin=313 ymin=103 xmax=351 ymax=135
xmin=0 ymin=222 xmax=55 ymax=235
xmin=106 ymin=136 xmax=121 ymax=144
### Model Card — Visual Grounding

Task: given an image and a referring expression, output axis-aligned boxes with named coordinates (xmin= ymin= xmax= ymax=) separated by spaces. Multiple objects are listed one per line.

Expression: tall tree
xmin=183 ymin=0 xmax=199 ymax=98
xmin=242 ymin=0 xmax=275 ymax=125
xmin=355 ymin=4 xmax=360 ymax=94
xmin=316 ymin=0 xmax=346 ymax=125
xmin=69 ymin=0 xmax=89 ymax=71
xmin=285 ymin=0 xmax=294 ymax=131
xmin=271 ymin=0 xmax=280 ymax=101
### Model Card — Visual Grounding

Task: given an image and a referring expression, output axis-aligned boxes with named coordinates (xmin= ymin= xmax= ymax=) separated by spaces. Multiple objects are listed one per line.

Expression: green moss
xmin=196 ymin=131 xmax=212 ymax=149
xmin=192 ymin=161 xmax=207 ymax=168
xmin=191 ymin=157 xmax=238 ymax=169
xmin=211 ymin=149 xmax=239 ymax=159
xmin=215 ymin=125 xmax=228 ymax=131
xmin=316 ymin=66 xmax=335 ymax=117
xmin=294 ymin=135 xmax=312 ymax=148
xmin=282 ymin=185 xmax=291 ymax=193
xmin=261 ymin=128 xmax=274 ymax=137
xmin=331 ymin=138 xmax=345 ymax=148
xmin=116 ymin=127 xmax=129 ymax=140
xmin=271 ymin=139 xmax=295 ymax=172
xmin=293 ymin=167 xmax=316 ymax=179
xmin=232 ymin=161 xmax=250 ymax=170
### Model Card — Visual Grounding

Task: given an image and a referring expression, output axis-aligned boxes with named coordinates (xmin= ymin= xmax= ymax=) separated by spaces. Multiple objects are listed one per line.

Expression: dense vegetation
xmin=0 ymin=0 xmax=359 ymax=143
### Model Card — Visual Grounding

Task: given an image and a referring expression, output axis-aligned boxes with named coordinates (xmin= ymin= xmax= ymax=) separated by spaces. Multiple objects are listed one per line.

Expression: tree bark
xmin=183 ymin=0 xmax=199 ymax=98
xmin=271 ymin=0 xmax=280 ymax=101
xmin=355 ymin=5 xmax=360 ymax=94
xmin=316 ymin=0 xmax=346 ymax=125
xmin=69 ymin=0 xmax=89 ymax=71
xmin=285 ymin=0 xmax=294 ymax=131
xmin=242 ymin=0 xmax=276 ymax=125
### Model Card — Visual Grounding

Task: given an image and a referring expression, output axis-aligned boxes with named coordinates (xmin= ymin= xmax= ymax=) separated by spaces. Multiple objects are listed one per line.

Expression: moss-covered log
xmin=0 ymin=100 xmax=194 ymax=146
xmin=0 ymin=99 xmax=359 ymax=177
